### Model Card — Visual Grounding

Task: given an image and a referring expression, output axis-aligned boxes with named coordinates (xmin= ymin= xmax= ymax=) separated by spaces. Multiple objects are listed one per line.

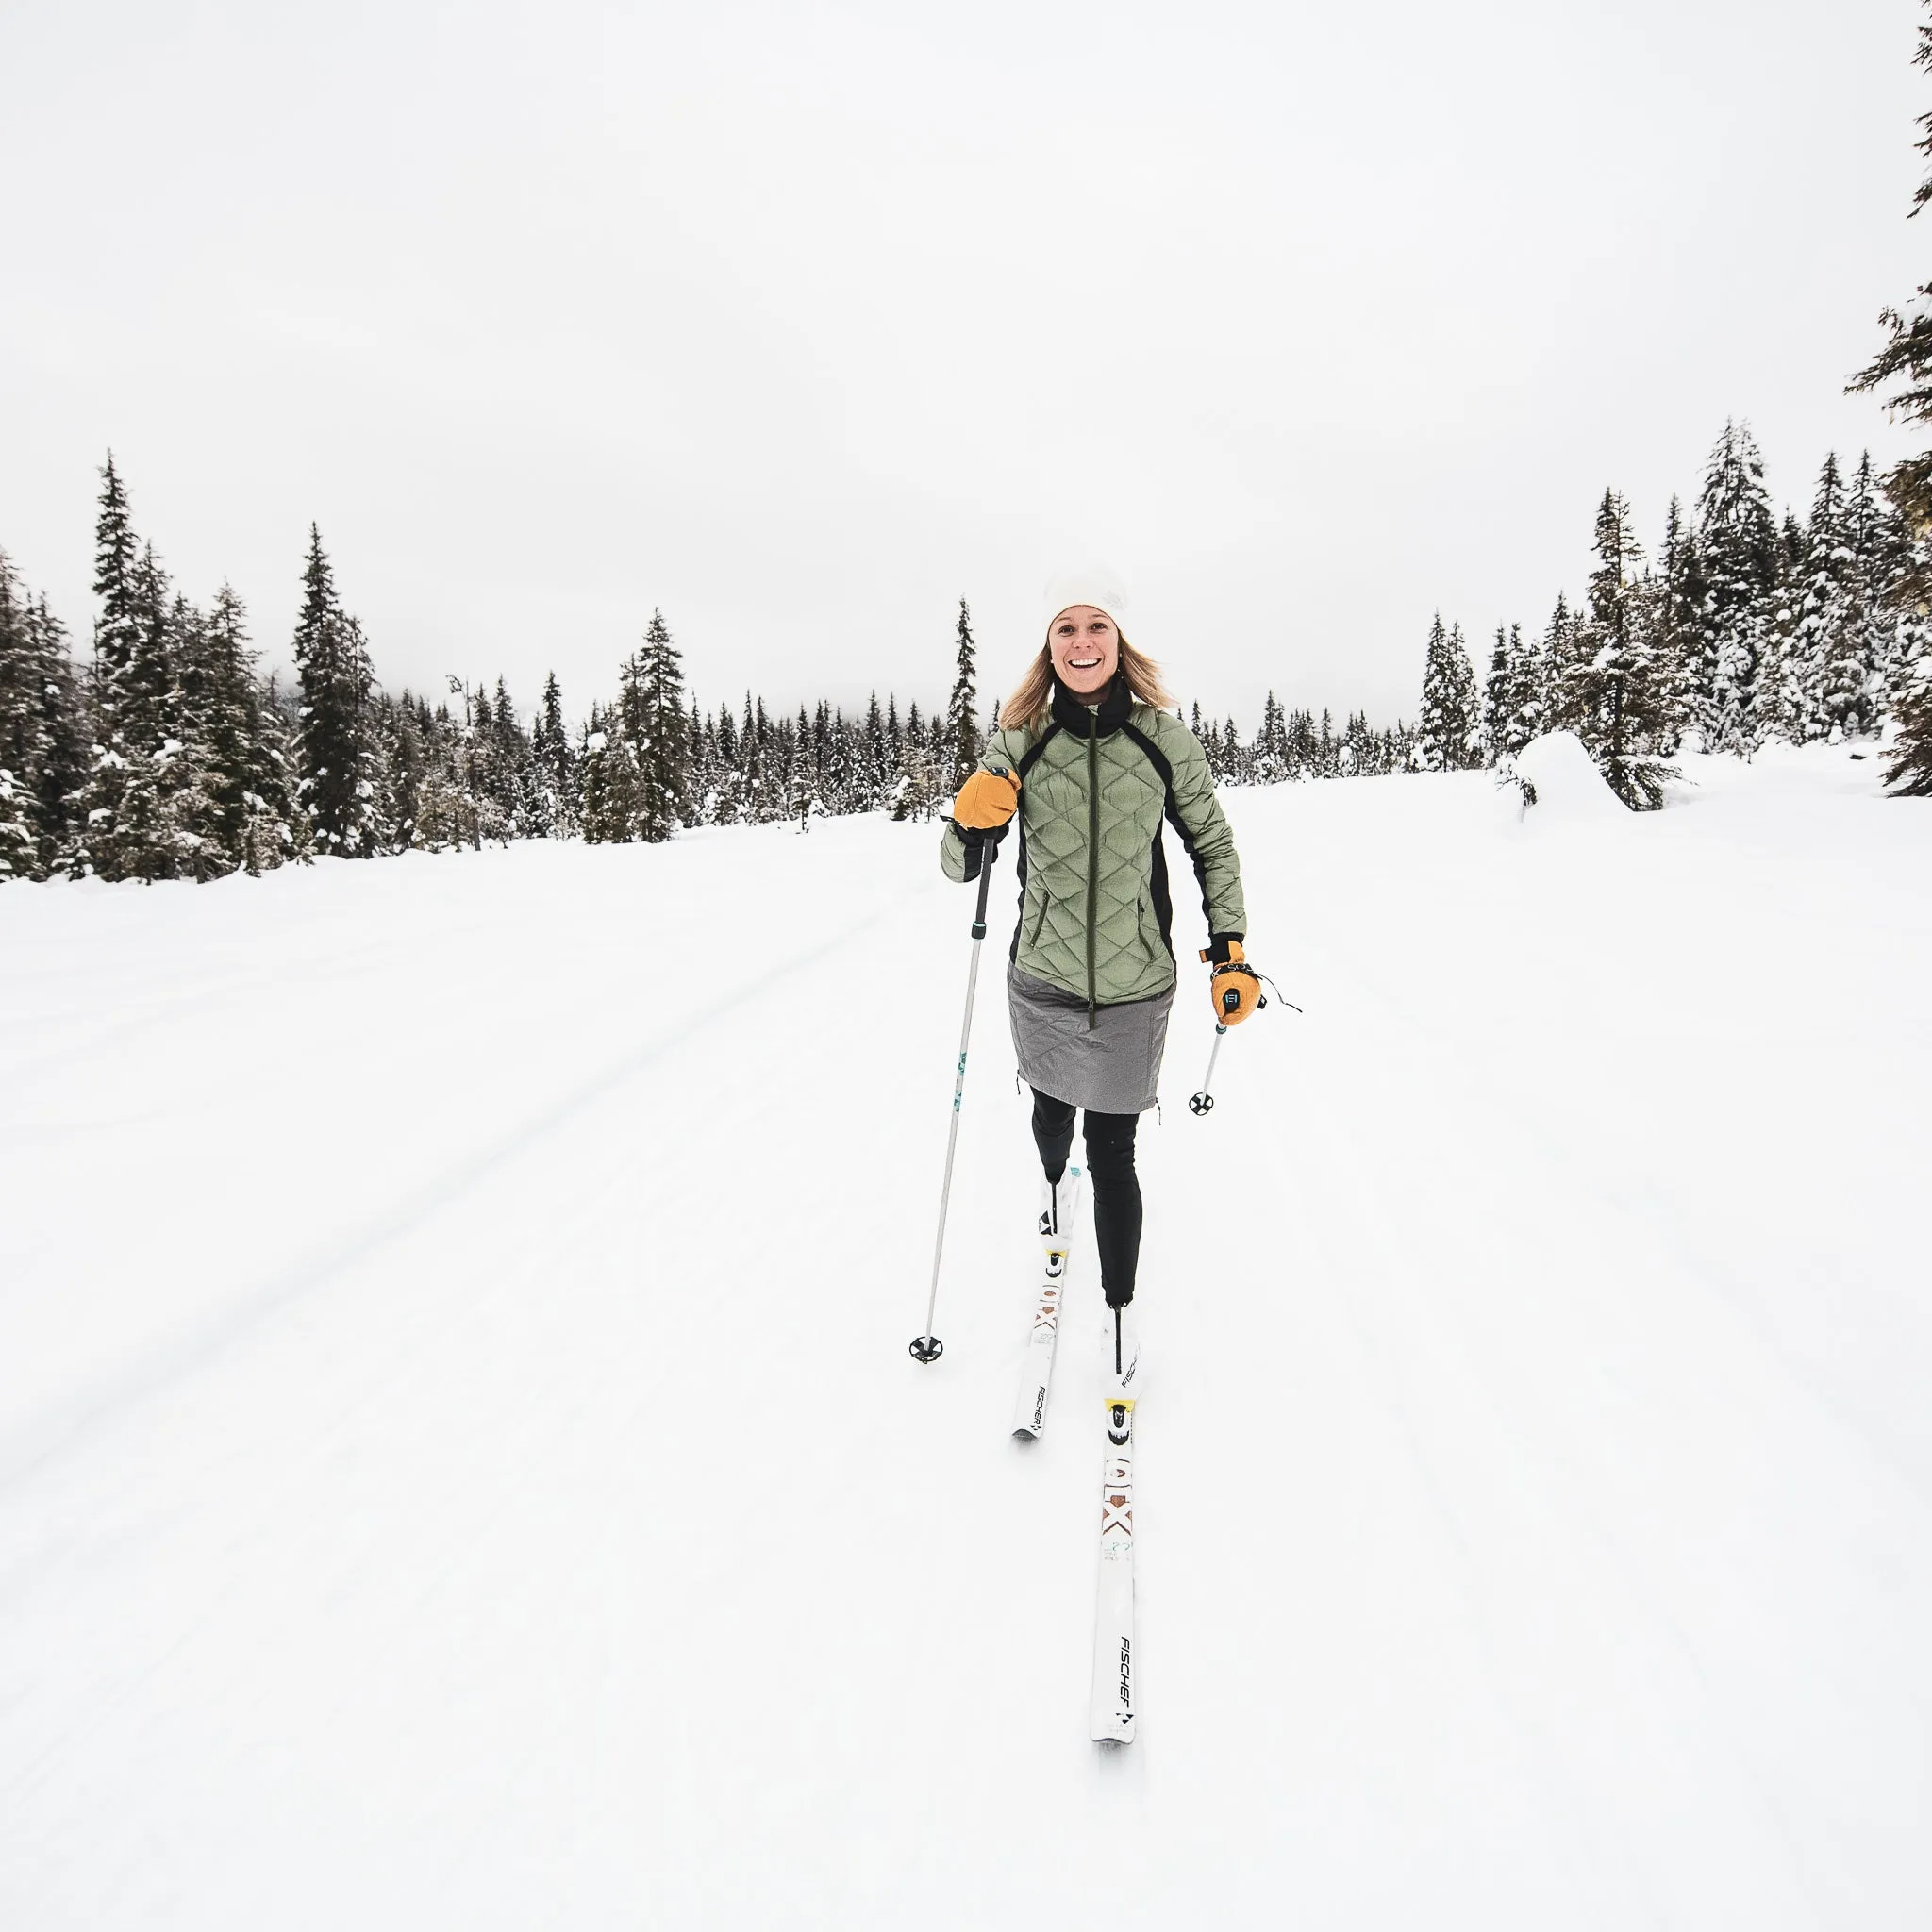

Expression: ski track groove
xmin=1276 ymin=907 xmax=1888 ymax=1929
xmin=0 ymin=898 xmax=896 ymax=1498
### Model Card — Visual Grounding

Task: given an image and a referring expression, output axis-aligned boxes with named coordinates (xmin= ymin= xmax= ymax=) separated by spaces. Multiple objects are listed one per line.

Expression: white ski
xmin=1089 ymin=1394 xmax=1136 ymax=1742
xmin=1012 ymin=1164 xmax=1085 ymax=1438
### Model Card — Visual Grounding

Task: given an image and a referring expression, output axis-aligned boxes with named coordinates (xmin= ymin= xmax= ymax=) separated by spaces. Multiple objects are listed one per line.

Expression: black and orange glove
xmin=1200 ymin=937 xmax=1261 ymax=1026
xmin=951 ymin=767 xmax=1020 ymax=839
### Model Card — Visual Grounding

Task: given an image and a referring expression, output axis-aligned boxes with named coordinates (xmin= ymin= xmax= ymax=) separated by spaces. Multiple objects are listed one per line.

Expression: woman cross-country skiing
xmin=940 ymin=576 xmax=1257 ymax=1396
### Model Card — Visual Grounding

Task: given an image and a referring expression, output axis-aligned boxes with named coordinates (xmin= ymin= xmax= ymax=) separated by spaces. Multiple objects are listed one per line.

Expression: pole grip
xmin=970 ymin=834 xmax=998 ymax=938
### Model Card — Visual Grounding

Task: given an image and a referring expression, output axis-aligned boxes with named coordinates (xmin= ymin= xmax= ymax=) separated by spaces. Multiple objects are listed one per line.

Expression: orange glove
xmin=1199 ymin=939 xmax=1261 ymax=1025
xmin=952 ymin=767 xmax=1020 ymax=830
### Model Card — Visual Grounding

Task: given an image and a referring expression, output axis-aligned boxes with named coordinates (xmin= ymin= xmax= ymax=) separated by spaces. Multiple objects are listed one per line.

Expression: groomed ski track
xmin=2 ymin=746 xmax=1927 ymax=1929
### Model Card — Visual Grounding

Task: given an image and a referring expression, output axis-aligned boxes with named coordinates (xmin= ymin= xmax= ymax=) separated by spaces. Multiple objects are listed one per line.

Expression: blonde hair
xmin=999 ymin=632 xmax=1174 ymax=730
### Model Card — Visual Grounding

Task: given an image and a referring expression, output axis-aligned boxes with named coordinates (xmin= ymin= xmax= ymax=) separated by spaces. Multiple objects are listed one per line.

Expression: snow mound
xmin=1508 ymin=730 xmax=1625 ymax=823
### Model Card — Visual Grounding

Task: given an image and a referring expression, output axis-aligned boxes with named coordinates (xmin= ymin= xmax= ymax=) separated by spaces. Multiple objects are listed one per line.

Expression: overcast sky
xmin=3 ymin=0 xmax=1925 ymax=729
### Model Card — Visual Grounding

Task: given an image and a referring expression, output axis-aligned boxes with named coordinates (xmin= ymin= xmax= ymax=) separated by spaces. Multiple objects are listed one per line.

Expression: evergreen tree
xmin=944 ymin=598 xmax=981 ymax=789
xmin=1571 ymin=488 xmax=1672 ymax=808
xmin=1252 ymin=691 xmax=1287 ymax=783
xmin=1653 ymin=495 xmax=1707 ymax=747
xmin=1494 ymin=624 xmax=1534 ymax=757
xmin=75 ymin=458 xmax=191 ymax=879
xmin=174 ymin=582 xmax=283 ymax=874
xmin=292 ymin=525 xmax=380 ymax=857
xmin=531 ymin=671 xmax=576 ymax=837
xmin=634 ymin=610 xmax=687 ymax=840
xmin=1777 ymin=453 xmax=1853 ymax=741
xmin=250 ymin=675 xmax=305 ymax=866
xmin=746 ymin=695 xmax=778 ymax=823
xmin=1417 ymin=614 xmax=1480 ymax=771
xmin=1696 ymin=422 xmax=1780 ymax=750
xmin=1481 ymin=625 xmax=1512 ymax=763
xmin=1842 ymin=452 xmax=1903 ymax=736
xmin=682 ymin=693 xmax=710 ymax=827
xmin=579 ymin=697 xmax=645 ymax=844
xmin=711 ymin=699 xmax=741 ymax=824
xmin=1220 ymin=715 xmax=1242 ymax=784
xmin=890 ymin=698 xmax=943 ymax=821
xmin=0 ymin=555 xmax=85 ymax=879
xmin=861 ymin=690 xmax=888 ymax=812
xmin=371 ymin=691 xmax=425 ymax=855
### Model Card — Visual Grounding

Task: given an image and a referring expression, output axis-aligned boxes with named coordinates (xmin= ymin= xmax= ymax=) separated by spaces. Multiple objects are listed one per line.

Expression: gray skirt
xmin=1007 ymin=962 xmax=1175 ymax=1114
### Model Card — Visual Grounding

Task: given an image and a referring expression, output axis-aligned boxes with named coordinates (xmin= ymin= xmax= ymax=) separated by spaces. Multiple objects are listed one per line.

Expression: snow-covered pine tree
xmin=0 ymin=552 xmax=45 ymax=879
xmin=679 ymin=693 xmax=708 ymax=827
xmin=190 ymin=584 xmax=287 ymax=871
xmin=0 ymin=554 xmax=86 ymax=880
xmin=890 ymin=698 xmax=941 ymax=820
xmin=487 ymin=677 xmax=535 ymax=838
xmin=860 ymin=691 xmax=887 ymax=812
xmin=370 ymin=691 xmax=424 ymax=855
xmin=1651 ymin=496 xmax=1707 ymax=749
xmin=252 ymin=675 xmax=305 ymax=865
xmin=292 ymin=526 xmax=380 ymax=858
xmin=1494 ymin=624 xmax=1530 ymax=757
xmin=1288 ymin=706 xmax=1317 ymax=779
xmin=944 ymin=598 xmax=981 ymax=789
xmin=1779 ymin=453 xmax=1855 ymax=741
xmin=1220 ymin=715 xmax=1242 ymax=784
xmin=1751 ymin=506 xmax=1808 ymax=745
xmin=1481 ymin=625 xmax=1512 ymax=764
xmin=75 ymin=458 xmax=188 ymax=879
xmin=580 ymin=693 xmax=646 ymax=844
xmin=738 ymin=693 xmax=766 ymax=823
xmin=1250 ymin=691 xmax=1286 ymax=783
xmin=758 ymin=698 xmax=785 ymax=823
xmin=1570 ymin=488 xmax=1672 ymax=808
xmin=1840 ymin=452 xmax=1905 ymax=737
xmin=729 ymin=692 xmax=761 ymax=823
xmin=710 ymin=700 xmax=741 ymax=824
xmin=529 ymin=671 xmax=576 ymax=837
xmin=1417 ymin=613 xmax=1481 ymax=771
xmin=1696 ymin=422 xmax=1780 ymax=751
xmin=591 ymin=654 xmax=652 ymax=842
xmin=0 ymin=757 xmax=29 ymax=882
xmin=633 ymin=610 xmax=687 ymax=840
xmin=791 ymin=702 xmax=827 ymax=829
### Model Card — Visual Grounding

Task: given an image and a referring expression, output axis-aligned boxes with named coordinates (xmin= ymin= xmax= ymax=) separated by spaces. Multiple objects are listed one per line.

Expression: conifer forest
xmin=7 ymin=417 xmax=1929 ymax=888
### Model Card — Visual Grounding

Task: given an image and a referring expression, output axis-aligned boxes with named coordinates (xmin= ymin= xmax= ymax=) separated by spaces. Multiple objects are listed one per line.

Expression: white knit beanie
xmin=1041 ymin=570 xmax=1129 ymax=643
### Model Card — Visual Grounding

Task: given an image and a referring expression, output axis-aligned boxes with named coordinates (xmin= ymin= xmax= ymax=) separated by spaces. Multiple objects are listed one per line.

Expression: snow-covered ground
xmin=2 ymin=743 xmax=1926 ymax=1929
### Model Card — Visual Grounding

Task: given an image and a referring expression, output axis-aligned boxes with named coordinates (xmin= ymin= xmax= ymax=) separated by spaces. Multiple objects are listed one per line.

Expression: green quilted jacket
xmin=940 ymin=672 xmax=1246 ymax=1017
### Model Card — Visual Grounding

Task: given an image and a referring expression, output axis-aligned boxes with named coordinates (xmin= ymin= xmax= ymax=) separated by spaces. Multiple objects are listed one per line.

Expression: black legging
xmin=1030 ymin=1089 xmax=1141 ymax=1308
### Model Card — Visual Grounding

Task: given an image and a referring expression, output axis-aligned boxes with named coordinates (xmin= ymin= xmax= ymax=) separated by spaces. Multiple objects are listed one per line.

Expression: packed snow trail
xmin=1 ymin=746 xmax=1927 ymax=1928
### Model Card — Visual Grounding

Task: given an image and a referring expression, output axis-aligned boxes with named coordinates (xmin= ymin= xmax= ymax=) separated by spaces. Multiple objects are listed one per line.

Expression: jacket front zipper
xmin=1086 ymin=708 xmax=1099 ymax=1029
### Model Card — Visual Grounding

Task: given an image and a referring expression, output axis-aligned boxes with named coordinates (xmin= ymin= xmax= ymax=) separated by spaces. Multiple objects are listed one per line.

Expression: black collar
xmin=1049 ymin=669 xmax=1133 ymax=738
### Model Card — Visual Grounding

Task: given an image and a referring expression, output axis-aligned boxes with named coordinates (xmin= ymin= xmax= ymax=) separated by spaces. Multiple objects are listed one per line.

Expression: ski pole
xmin=910 ymin=829 xmax=1002 ymax=1363
xmin=1189 ymin=976 xmax=1300 ymax=1116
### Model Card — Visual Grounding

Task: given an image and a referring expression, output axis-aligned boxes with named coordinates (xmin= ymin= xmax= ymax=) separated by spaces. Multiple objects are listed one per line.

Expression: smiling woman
xmin=939 ymin=575 xmax=1258 ymax=1397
